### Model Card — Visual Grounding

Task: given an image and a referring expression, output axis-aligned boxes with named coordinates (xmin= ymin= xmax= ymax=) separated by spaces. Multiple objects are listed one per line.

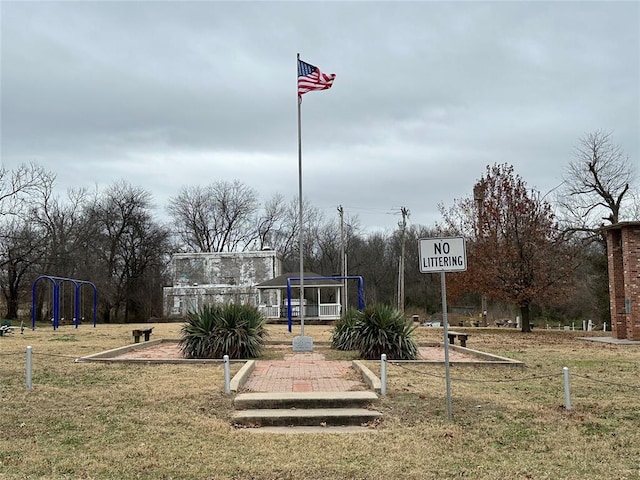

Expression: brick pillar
xmin=621 ymin=227 xmax=640 ymax=340
xmin=607 ymin=229 xmax=627 ymax=339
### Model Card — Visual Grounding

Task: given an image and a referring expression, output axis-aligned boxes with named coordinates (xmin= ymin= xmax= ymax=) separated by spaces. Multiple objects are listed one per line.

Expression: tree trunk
xmin=520 ymin=304 xmax=532 ymax=333
xmin=5 ymin=263 xmax=20 ymax=319
xmin=102 ymin=304 xmax=111 ymax=324
xmin=6 ymin=297 xmax=19 ymax=319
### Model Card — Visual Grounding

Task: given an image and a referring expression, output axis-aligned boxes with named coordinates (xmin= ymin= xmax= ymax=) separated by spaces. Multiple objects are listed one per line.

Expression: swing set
xmin=31 ymin=275 xmax=98 ymax=330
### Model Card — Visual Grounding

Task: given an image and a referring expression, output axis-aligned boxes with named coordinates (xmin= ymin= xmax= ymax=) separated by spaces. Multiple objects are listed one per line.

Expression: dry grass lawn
xmin=0 ymin=322 xmax=639 ymax=479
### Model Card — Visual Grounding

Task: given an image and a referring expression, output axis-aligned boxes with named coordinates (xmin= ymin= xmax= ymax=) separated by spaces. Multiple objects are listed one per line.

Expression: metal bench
xmin=447 ymin=331 xmax=469 ymax=347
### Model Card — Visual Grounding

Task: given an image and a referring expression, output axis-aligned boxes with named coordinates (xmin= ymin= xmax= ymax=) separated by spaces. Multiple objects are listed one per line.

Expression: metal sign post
xmin=440 ymin=271 xmax=452 ymax=420
xmin=419 ymin=236 xmax=467 ymax=421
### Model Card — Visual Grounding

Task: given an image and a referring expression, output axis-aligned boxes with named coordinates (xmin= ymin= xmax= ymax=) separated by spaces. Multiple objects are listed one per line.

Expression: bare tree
xmin=252 ymin=196 xmax=323 ymax=272
xmin=167 ymin=180 xmax=259 ymax=252
xmin=90 ymin=181 xmax=170 ymax=322
xmin=167 ymin=185 xmax=214 ymax=252
xmin=0 ymin=162 xmax=53 ymax=216
xmin=253 ymin=193 xmax=288 ymax=250
xmin=403 ymin=224 xmax=441 ymax=315
xmin=0 ymin=163 xmax=55 ymax=318
xmin=561 ymin=130 xmax=637 ymax=231
xmin=32 ymin=185 xmax=98 ymax=277
xmin=348 ymin=232 xmax=396 ymax=305
xmin=0 ymin=216 xmax=48 ymax=318
xmin=311 ymin=219 xmax=343 ymax=275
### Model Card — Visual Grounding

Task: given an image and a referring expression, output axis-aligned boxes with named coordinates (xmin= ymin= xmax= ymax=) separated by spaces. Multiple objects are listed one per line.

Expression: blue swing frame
xmin=31 ymin=275 xmax=98 ymax=330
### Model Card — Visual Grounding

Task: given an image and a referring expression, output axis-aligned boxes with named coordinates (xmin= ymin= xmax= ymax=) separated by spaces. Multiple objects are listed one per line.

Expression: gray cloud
xmin=2 ymin=1 xmax=638 ymax=231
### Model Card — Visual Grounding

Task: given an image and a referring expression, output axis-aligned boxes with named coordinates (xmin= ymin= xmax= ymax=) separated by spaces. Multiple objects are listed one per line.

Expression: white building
xmin=163 ymin=250 xmax=282 ymax=318
xmin=163 ymin=250 xmax=348 ymax=322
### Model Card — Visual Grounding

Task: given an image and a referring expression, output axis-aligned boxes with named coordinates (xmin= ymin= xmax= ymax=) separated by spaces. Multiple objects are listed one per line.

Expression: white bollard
xmin=563 ymin=366 xmax=571 ymax=410
xmin=223 ymin=355 xmax=230 ymax=394
xmin=582 ymin=320 xmax=586 ymax=331
xmin=380 ymin=354 xmax=387 ymax=396
xmin=26 ymin=346 xmax=33 ymax=391
xmin=587 ymin=320 xmax=593 ymax=331
xmin=603 ymin=322 xmax=607 ymax=332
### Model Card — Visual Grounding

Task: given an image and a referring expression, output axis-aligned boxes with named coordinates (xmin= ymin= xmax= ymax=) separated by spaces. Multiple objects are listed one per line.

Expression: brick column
xmin=607 ymin=229 xmax=627 ymax=339
xmin=621 ymin=227 xmax=640 ymax=340
xmin=606 ymin=223 xmax=640 ymax=341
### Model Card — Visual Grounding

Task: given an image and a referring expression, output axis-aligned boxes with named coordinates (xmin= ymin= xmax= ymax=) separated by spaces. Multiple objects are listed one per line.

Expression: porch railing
xmin=258 ymin=303 xmax=341 ymax=319
xmin=318 ymin=303 xmax=341 ymax=318
xmin=258 ymin=305 xmax=280 ymax=318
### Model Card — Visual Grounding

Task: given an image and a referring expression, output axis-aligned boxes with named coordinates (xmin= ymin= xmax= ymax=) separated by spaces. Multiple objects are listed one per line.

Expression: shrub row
xmin=180 ymin=302 xmax=418 ymax=360
xmin=332 ymin=304 xmax=418 ymax=360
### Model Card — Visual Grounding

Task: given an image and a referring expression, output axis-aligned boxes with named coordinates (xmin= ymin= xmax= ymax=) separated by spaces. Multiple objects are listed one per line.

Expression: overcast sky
xmin=1 ymin=1 xmax=638 ymax=233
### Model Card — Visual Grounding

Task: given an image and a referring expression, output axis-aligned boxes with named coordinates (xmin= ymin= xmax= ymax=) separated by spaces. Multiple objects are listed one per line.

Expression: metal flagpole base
xmin=292 ymin=336 xmax=314 ymax=352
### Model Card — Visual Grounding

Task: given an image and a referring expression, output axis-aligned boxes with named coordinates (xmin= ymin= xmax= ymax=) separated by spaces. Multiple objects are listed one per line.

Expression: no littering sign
xmin=419 ymin=237 xmax=467 ymax=273
xmin=418 ymin=235 xmax=467 ymax=420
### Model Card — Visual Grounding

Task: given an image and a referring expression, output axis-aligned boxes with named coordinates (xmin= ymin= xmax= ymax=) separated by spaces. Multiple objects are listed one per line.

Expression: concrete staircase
xmin=232 ymin=391 xmax=382 ymax=433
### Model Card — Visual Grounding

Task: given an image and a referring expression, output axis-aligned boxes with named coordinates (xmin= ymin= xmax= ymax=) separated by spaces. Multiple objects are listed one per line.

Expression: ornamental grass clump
xmin=330 ymin=308 xmax=361 ymax=351
xmin=179 ymin=303 xmax=267 ymax=359
xmin=353 ymin=304 xmax=418 ymax=360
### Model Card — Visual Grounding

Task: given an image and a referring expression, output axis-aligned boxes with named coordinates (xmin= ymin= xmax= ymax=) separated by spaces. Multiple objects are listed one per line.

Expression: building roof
xmin=599 ymin=221 xmax=640 ymax=232
xmin=256 ymin=272 xmax=343 ymax=289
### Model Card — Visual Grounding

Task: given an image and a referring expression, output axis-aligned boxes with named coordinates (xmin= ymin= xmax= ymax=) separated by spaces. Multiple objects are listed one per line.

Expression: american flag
xmin=298 ymin=59 xmax=336 ymax=98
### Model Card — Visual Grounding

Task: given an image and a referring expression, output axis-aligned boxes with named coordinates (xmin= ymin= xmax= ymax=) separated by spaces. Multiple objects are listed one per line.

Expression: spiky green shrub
xmin=352 ymin=304 xmax=418 ymax=360
xmin=179 ymin=303 xmax=267 ymax=359
xmin=331 ymin=308 xmax=361 ymax=351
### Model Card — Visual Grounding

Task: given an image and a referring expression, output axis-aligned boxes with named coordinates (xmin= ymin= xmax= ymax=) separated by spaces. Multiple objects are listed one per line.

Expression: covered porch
xmin=256 ymin=272 xmax=343 ymax=322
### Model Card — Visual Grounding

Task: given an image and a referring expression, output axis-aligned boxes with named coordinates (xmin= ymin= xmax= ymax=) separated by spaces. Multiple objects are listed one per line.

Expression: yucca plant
xmin=179 ymin=303 xmax=267 ymax=359
xmin=353 ymin=304 xmax=418 ymax=360
xmin=331 ymin=308 xmax=362 ymax=351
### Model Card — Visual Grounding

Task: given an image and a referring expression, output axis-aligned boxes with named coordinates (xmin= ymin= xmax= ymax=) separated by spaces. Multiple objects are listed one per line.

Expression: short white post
xmin=380 ymin=354 xmax=387 ymax=396
xmin=223 ymin=355 xmax=230 ymax=394
xmin=26 ymin=346 xmax=33 ymax=391
xmin=582 ymin=320 xmax=586 ymax=331
xmin=603 ymin=322 xmax=607 ymax=332
xmin=563 ymin=366 xmax=571 ymax=410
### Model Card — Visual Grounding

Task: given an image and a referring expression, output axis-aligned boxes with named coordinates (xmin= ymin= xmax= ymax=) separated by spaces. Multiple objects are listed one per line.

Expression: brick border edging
xmin=352 ymin=360 xmax=381 ymax=393
xmin=76 ymin=339 xmax=246 ymax=364
xmin=230 ymin=360 xmax=255 ymax=392
xmin=75 ymin=338 xmax=167 ymax=361
xmin=447 ymin=344 xmax=525 ymax=365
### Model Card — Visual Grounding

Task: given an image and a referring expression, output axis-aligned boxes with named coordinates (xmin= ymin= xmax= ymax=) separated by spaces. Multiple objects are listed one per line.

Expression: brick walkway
xmin=242 ymin=353 xmax=365 ymax=393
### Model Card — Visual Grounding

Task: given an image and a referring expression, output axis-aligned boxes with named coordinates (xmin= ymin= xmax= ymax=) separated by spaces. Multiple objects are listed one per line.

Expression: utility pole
xmin=398 ymin=206 xmax=409 ymax=313
xmin=473 ymin=185 xmax=487 ymax=326
xmin=337 ymin=205 xmax=347 ymax=311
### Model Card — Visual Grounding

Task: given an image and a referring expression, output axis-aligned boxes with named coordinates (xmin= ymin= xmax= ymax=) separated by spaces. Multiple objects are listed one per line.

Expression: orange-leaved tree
xmin=441 ymin=164 xmax=578 ymax=332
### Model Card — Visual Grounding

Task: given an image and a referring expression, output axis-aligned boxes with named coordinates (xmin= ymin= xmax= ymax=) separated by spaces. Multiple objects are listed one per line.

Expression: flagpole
xmin=297 ymin=52 xmax=305 ymax=338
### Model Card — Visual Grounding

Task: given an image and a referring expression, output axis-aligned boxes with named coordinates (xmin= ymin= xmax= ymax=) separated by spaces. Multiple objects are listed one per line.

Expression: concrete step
xmin=234 ymin=391 xmax=379 ymax=410
xmin=232 ymin=407 xmax=382 ymax=427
